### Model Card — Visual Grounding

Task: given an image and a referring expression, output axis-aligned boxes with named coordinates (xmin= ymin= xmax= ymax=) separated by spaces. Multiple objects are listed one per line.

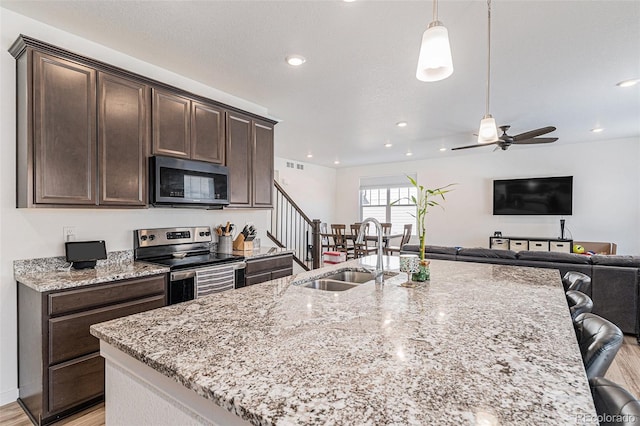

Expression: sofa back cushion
xmin=457 ymin=247 xmax=517 ymax=259
xmin=590 ymin=255 xmax=640 ymax=268
xmin=517 ymin=251 xmax=591 ymax=264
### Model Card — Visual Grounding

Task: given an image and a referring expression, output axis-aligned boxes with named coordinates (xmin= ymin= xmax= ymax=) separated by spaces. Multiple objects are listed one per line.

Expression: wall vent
xmin=296 ymin=164 xmax=304 ymax=170
xmin=286 ymin=162 xmax=295 ymax=168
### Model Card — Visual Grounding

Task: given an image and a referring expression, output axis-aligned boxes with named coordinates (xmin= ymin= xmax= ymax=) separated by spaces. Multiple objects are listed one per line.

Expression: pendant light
xmin=415 ymin=0 xmax=454 ymax=82
xmin=477 ymin=0 xmax=499 ymax=143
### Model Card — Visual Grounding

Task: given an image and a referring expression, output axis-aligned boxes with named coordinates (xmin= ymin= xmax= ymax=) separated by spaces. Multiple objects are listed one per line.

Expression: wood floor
xmin=1 ymin=336 xmax=639 ymax=425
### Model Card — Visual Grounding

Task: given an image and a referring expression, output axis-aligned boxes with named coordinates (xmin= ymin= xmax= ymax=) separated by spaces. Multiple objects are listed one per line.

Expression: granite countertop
xmin=90 ymin=257 xmax=596 ymax=425
xmin=234 ymin=246 xmax=294 ymax=260
xmin=15 ymin=258 xmax=169 ymax=292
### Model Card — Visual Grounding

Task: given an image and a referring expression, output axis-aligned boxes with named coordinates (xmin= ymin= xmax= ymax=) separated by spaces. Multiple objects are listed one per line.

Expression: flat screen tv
xmin=493 ymin=176 xmax=573 ymax=215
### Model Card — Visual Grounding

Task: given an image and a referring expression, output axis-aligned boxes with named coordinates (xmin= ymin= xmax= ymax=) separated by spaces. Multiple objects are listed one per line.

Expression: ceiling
xmin=2 ymin=0 xmax=639 ymax=167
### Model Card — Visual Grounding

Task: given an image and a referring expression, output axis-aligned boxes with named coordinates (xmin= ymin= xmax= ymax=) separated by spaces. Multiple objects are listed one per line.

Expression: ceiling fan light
xmin=416 ymin=22 xmax=454 ymax=82
xmin=478 ymin=115 xmax=499 ymax=143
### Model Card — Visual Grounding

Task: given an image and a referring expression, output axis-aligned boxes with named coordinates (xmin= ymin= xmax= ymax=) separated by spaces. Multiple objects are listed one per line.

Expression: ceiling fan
xmin=452 ymin=125 xmax=558 ymax=151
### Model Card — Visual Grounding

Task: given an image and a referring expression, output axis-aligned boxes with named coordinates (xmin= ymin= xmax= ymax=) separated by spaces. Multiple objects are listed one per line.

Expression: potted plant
xmin=393 ymin=176 xmax=455 ymax=281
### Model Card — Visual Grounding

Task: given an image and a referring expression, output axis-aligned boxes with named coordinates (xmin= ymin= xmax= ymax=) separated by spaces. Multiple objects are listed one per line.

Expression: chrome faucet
xmin=356 ymin=217 xmax=384 ymax=283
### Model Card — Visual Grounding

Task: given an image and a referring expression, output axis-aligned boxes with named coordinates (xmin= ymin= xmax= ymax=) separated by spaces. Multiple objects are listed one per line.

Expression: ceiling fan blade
xmin=451 ymin=141 xmax=499 ymax=151
xmin=513 ymin=126 xmax=556 ymax=141
xmin=513 ymin=137 xmax=558 ymax=145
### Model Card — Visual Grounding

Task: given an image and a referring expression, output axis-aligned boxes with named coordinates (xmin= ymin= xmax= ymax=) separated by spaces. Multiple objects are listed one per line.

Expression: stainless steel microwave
xmin=150 ymin=156 xmax=230 ymax=208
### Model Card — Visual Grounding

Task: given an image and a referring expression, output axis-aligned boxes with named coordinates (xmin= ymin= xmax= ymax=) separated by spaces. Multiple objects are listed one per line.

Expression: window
xmin=359 ymin=176 xmax=417 ymax=235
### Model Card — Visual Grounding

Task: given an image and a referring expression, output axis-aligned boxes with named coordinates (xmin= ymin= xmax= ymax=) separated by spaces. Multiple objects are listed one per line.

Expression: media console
xmin=489 ymin=236 xmax=573 ymax=253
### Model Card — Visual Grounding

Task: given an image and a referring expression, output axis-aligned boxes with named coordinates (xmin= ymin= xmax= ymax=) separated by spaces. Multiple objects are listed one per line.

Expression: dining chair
xmin=320 ymin=222 xmax=332 ymax=253
xmin=330 ymin=224 xmax=351 ymax=258
xmin=381 ymin=223 xmax=392 ymax=236
xmin=566 ymin=290 xmax=593 ymax=321
xmin=385 ymin=224 xmax=412 ymax=255
xmin=589 ymin=377 xmax=640 ymax=426
xmin=574 ymin=312 xmax=624 ymax=380
xmin=562 ymin=271 xmax=592 ymax=295
xmin=351 ymin=223 xmax=376 ymax=258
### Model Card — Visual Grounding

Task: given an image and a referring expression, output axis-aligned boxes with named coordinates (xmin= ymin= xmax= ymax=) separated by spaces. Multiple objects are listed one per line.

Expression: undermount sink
xmin=297 ymin=268 xmax=399 ymax=292
xmin=323 ymin=270 xmax=375 ymax=284
xmin=301 ymin=279 xmax=358 ymax=292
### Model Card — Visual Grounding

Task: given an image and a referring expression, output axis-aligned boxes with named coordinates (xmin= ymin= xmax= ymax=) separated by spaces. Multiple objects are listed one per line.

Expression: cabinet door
xmin=98 ymin=73 xmax=149 ymax=206
xmin=33 ymin=51 xmax=97 ymax=205
xmin=226 ymin=112 xmax=252 ymax=206
xmin=48 ymin=352 xmax=104 ymax=414
xmin=152 ymin=89 xmax=190 ymax=158
xmin=252 ymin=120 xmax=274 ymax=207
xmin=191 ymin=101 xmax=225 ymax=164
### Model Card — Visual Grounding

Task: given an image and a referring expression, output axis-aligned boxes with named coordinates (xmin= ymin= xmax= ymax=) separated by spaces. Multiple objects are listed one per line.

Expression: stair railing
xmin=268 ymin=180 xmax=321 ymax=270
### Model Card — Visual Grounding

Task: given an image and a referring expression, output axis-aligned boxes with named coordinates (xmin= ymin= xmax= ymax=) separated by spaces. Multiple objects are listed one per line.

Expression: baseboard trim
xmin=0 ymin=387 xmax=18 ymax=406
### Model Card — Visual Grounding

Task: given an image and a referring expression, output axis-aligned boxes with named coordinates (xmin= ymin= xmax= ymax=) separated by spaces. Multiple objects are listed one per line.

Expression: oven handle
xmin=170 ymin=261 xmax=245 ymax=281
xmin=171 ymin=270 xmax=195 ymax=281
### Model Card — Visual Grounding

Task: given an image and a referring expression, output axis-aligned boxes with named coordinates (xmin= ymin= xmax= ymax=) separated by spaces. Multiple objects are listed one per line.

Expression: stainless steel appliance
xmin=150 ymin=156 xmax=230 ymax=208
xmin=134 ymin=226 xmax=245 ymax=304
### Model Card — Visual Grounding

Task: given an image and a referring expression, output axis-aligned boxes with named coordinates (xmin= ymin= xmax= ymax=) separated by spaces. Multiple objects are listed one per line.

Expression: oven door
xmin=169 ymin=270 xmax=196 ymax=305
xmin=169 ymin=262 xmax=245 ymax=304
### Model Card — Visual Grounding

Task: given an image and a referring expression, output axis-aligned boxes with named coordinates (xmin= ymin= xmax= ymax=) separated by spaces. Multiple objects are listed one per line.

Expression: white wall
xmin=274 ymin=157 xmax=337 ymax=223
xmin=0 ymin=8 xmax=274 ymax=404
xmin=335 ymin=137 xmax=640 ymax=254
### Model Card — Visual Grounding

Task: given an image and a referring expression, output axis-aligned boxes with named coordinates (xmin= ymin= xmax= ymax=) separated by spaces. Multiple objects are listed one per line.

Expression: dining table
xmin=320 ymin=232 xmax=402 ymax=249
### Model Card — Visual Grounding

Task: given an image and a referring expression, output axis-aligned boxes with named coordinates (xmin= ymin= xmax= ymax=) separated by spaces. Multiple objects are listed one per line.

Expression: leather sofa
xmin=400 ymin=244 xmax=640 ymax=339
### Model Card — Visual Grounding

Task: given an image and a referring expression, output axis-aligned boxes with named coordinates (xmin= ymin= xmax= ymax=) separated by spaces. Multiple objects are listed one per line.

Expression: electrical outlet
xmin=63 ymin=226 xmax=76 ymax=242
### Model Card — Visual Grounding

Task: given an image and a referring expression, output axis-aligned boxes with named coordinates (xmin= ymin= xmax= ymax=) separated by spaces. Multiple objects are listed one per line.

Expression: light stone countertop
xmin=233 ymin=246 xmax=294 ymax=260
xmin=90 ymin=256 xmax=597 ymax=425
xmin=15 ymin=261 xmax=169 ymax=292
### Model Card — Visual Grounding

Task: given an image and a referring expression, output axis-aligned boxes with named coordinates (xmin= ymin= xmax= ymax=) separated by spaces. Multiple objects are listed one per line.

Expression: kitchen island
xmin=90 ymin=256 xmax=597 ymax=425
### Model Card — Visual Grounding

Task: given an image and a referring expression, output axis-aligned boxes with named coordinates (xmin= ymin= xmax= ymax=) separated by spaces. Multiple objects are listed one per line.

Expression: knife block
xmin=233 ymin=234 xmax=254 ymax=251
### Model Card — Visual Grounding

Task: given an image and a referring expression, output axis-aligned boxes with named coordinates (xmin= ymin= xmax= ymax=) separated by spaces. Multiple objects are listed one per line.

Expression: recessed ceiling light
xmin=591 ymin=128 xmax=604 ymax=133
xmin=396 ymin=121 xmax=408 ymax=128
xmin=286 ymin=55 xmax=306 ymax=66
xmin=439 ymin=147 xmax=447 ymax=152
xmin=616 ymin=79 xmax=639 ymax=88
xmin=384 ymin=143 xmax=393 ymax=148
xmin=343 ymin=0 xmax=356 ymax=2
xmin=306 ymin=153 xmax=313 ymax=158
xmin=405 ymin=152 xmax=413 ymax=157
xmin=334 ymin=160 xmax=340 ymax=165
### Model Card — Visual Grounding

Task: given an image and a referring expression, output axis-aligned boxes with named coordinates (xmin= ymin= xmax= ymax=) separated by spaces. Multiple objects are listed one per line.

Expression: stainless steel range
xmin=134 ymin=226 xmax=245 ymax=305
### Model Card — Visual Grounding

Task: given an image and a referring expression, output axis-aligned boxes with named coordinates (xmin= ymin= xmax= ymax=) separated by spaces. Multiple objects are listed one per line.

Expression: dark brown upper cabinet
xmin=152 ymin=89 xmax=225 ymax=164
xmin=12 ymin=41 xmax=149 ymax=208
xmin=32 ymin=51 xmax=97 ymax=205
xmin=226 ymin=112 xmax=274 ymax=208
xmin=11 ymin=35 xmax=275 ymax=209
xmin=98 ymin=73 xmax=149 ymax=206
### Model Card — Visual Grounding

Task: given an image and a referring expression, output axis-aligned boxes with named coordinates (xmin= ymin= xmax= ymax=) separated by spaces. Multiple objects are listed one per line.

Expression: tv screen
xmin=493 ymin=176 xmax=573 ymax=215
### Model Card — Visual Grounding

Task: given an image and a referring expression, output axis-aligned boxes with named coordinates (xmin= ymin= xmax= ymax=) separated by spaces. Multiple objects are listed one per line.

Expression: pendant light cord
xmin=433 ymin=0 xmax=438 ymax=21
xmin=485 ymin=0 xmax=492 ymax=115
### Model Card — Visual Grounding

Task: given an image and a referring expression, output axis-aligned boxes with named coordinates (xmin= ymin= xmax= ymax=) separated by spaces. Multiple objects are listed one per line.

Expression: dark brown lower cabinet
xmin=18 ymin=274 xmax=167 ymax=425
xmin=244 ymin=254 xmax=294 ymax=286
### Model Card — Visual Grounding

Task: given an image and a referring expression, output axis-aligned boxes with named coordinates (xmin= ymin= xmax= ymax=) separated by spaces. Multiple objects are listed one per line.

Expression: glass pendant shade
xmin=477 ymin=115 xmax=499 ymax=143
xmin=416 ymin=22 xmax=454 ymax=82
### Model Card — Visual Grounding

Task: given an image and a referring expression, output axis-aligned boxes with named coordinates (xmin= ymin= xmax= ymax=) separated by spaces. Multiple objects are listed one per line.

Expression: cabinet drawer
xmin=245 ymin=254 xmax=293 ymax=275
xmin=550 ymin=241 xmax=571 ymax=253
xmin=509 ymin=240 xmax=528 ymax=251
xmin=49 ymin=295 xmax=165 ymax=365
xmin=528 ymin=240 xmax=550 ymax=252
xmin=48 ymin=274 xmax=166 ymax=316
xmin=245 ymin=271 xmax=272 ymax=286
xmin=48 ymin=352 xmax=104 ymax=414
xmin=271 ymin=268 xmax=293 ymax=280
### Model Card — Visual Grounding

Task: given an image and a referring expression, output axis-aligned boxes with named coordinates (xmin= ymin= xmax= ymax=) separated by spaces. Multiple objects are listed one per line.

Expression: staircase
xmin=268 ymin=180 xmax=321 ymax=271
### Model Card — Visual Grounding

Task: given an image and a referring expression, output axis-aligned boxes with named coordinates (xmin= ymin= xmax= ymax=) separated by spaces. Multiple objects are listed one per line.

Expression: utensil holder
xmin=218 ymin=235 xmax=233 ymax=253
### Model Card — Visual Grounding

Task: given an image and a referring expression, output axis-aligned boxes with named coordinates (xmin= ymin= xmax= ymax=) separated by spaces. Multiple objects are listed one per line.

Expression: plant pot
xmin=412 ymin=261 xmax=430 ymax=282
